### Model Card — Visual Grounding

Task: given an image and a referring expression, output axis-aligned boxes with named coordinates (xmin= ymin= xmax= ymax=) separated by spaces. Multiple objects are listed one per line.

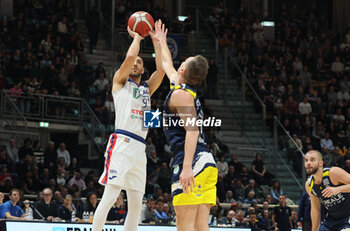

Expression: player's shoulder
xmin=329 ymin=166 xmax=347 ymax=177
xmin=171 ymin=87 xmax=194 ymax=99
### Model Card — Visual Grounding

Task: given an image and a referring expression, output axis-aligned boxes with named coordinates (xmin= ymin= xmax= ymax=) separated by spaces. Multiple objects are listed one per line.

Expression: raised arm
xmin=146 ymin=20 xmax=165 ymax=96
xmin=112 ymin=27 xmax=143 ymax=93
xmin=305 ymin=181 xmax=321 ymax=231
xmin=153 ymin=23 xmax=178 ymax=83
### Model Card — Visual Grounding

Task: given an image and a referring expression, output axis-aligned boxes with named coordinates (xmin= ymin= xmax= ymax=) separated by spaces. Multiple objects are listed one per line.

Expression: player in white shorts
xmin=92 ymin=21 xmax=165 ymax=231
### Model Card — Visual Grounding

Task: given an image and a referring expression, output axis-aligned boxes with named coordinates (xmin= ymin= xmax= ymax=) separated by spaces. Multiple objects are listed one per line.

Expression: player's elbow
xmin=125 ymin=54 xmax=136 ymax=65
xmin=157 ymin=69 xmax=165 ymax=77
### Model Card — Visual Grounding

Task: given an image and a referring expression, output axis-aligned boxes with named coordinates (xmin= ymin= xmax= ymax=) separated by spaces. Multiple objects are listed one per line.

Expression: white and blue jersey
xmin=98 ymin=78 xmax=150 ymax=194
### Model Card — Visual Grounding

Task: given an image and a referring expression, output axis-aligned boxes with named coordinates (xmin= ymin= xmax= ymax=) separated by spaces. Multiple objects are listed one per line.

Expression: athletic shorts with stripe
xmin=171 ymin=151 xmax=218 ymax=206
xmin=98 ymin=133 xmax=147 ymax=194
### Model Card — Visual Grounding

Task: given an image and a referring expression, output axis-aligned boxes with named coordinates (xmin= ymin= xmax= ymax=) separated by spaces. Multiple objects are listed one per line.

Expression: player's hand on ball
xmin=180 ymin=167 xmax=195 ymax=194
xmin=127 ymin=26 xmax=143 ymax=40
xmin=149 ymin=19 xmax=167 ymax=42
xmin=322 ymin=187 xmax=339 ymax=198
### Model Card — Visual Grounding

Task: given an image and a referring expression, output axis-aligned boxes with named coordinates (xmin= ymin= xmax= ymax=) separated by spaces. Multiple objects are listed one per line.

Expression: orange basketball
xmin=128 ymin=11 xmax=154 ymax=37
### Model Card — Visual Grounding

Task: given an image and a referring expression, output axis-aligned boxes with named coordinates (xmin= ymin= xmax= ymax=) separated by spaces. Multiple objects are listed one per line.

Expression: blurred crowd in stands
xmin=209 ymin=1 xmax=350 ymax=175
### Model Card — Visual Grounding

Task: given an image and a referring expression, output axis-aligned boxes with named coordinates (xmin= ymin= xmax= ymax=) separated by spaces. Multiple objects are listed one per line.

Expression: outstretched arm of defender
xmin=154 ymin=23 xmax=178 ymax=83
xmin=305 ymin=181 xmax=321 ymax=231
xmin=171 ymin=90 xmax=198 ymax=194
xmin=147 ymin=20 xmax=165 ymax=96
xmin=322 ymin=167 xmax=350 ymax=197
xmin=112 ymin=27 xmax=143 ymax=92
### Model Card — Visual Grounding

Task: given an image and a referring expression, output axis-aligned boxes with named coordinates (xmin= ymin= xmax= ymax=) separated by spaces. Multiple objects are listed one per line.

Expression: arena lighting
xmin=152 ymin=53 xmax=156 ymax=57
xmin=261 ymin=21 xmax=275 ymax=26
xmin=39 ymin=121 xmax=49 ymax=127
xmin=178 ymin=16 xmax=187 ymax=21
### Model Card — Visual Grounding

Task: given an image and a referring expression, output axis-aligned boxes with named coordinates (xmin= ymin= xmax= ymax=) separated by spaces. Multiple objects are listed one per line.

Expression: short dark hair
xmin=184 ymin=55 xmax=208 ymax=85
xmin=249 ymin=211 xmax=257 ymax=216
xmin=156 ymin=199 xmax=164 ymax=204
xmin=9 ymin=188 xmax=20 ymax=196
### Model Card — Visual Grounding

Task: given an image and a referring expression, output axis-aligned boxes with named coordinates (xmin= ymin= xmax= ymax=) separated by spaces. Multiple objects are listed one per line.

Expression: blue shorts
xmin=319 ymin=217 xmax=350 ymax=231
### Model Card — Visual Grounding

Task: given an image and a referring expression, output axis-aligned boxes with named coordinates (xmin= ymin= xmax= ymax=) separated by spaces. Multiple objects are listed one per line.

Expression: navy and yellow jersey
xmin=163 ymin=83 xmax=207 ymax=169
xmin=308 ymin=167 xmax=350 ymax=220
xmin=273 ymin=204 xmax=292 ymax=230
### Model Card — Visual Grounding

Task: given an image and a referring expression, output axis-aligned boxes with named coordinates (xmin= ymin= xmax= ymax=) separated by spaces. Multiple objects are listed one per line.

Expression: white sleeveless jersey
xmin=112 ymin=79 xmax=151 ymax=139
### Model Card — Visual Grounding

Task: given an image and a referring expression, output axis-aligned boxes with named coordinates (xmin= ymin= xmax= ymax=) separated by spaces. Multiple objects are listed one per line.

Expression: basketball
xmin=128 ymin=11 xmax=154 ymax=37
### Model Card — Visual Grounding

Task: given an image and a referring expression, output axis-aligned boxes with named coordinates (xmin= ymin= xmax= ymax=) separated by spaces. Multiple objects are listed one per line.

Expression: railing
xmin=226 ymin=48 xmax=266 ymax=143
xmin=0 ymin=91 xmax=106 ymax=152
xmin=195 ymin=9 xmax=219 ymax=62
xmin=99 ymin=7 xmax=112 ymax=50
xmin=224 ymin=51 xmax=305 ymax=195
xmin=0 ymin=90 xmax=28 ymax=130
xmin=81 ymin=99 xmax=106 ymax=154
xmin=274 ymin=116 xmax=306 ymax=185
xmin=0 ymin=91 xmax=39 ymax=142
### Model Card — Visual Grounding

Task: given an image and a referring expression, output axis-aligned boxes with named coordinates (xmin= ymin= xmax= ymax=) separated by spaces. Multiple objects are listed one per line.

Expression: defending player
xmin=305 ymin=150 xmax=350 ymax=231
xmin=92 ymin=21 xmax=165 ymax=231
xmin=151 ymin=24 xmax=218 ymax=231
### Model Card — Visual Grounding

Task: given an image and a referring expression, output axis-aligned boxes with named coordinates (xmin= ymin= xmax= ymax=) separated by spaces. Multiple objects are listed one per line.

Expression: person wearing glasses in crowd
xmin=33 ymin=188 xmax=61 ymax=221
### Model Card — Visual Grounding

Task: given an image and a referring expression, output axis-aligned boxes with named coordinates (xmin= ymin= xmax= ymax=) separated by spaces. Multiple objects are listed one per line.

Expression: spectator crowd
xmin=209 ymin=0 xmax=350 ymax=174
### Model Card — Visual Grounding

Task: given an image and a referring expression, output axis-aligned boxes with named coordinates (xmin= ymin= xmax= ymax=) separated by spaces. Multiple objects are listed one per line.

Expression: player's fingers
xmin=127 ymin=26 xmax=134 ymax=37
xmin=322 ymin=189 xmax=331 ymax=197
xmin=165 ymin=28 xmax=168 ymax=35
xmin=192 ymin=177 xmax=196 ymax=189
xmin=189 ymin=181 xmax=193 ymax=193
xmin=182 ymin=182 xmax=187 ymax=194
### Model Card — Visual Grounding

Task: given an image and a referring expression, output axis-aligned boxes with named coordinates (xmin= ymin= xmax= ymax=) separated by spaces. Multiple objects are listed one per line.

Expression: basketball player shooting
xmin=92 ymin=19 xmax=165 ymax=231
xmin=150 ymin=23 xmax=218 ymax=231
xmin=305 ymin=150 xmax=350 ymax=231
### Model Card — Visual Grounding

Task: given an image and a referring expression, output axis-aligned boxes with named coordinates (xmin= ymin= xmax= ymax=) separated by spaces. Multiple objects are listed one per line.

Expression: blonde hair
xmin=183 ymin=55 xmax=208 ymax=85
